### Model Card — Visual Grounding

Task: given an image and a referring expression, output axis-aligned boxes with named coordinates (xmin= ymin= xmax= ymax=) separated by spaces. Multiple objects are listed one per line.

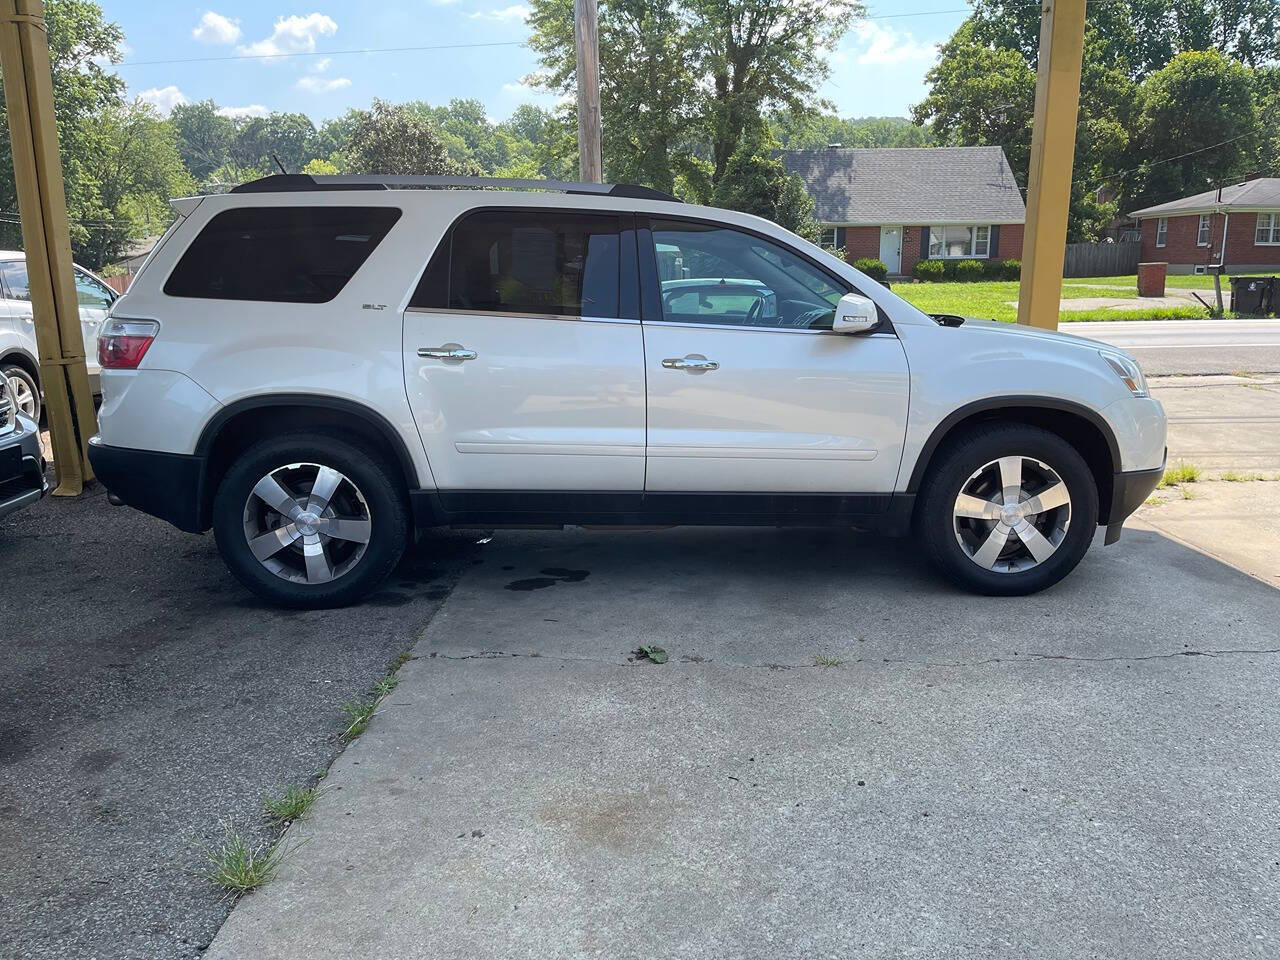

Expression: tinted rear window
xmin=164 ymin=206 xmax=401 ymax=303
xmin=413 ymin=210 xmax=620 ymax=318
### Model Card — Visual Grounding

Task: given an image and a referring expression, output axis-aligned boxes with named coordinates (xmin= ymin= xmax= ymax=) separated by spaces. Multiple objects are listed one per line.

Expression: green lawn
xmin=895 ymin=279 xmax=1205 ymax=323
xmin=1072 ymin=271 xmax=1272 ymax=290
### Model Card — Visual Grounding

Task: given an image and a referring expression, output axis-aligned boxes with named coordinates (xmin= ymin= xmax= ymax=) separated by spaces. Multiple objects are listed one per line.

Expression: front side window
xmin=1256 ymin=213 xmax=1279 ymax=245
xmin=416 ymin=210 xmax=620 ymax=318
xmin=165 ymin=206 xmax=402 ymax=303
xmin=1197 ymin=214 xmax=1211 ymax=246
xmin=1 ymin=260 xmax=30 ymax=301
xmin=928 ymin=225 xmax=990 ymax=258
xmin=74 ymin=269 xmax=114 ymax=308
xmin=651 ymin=220 xmax=847 ymax=331
xmin=1155 ymin=218 xmax=1167 ymax=247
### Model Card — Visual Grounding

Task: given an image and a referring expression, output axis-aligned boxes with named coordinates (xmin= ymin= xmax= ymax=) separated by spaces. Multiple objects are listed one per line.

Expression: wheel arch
xmin=0 ymin=348 xmax=41 ymax=385
xmin=194 ymin=394 xmax=425 ymax=530
xmin=906 ymin=397 xmax=1120 ymax=523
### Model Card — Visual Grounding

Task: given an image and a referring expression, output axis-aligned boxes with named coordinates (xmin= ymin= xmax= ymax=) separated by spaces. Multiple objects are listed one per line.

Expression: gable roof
xmin=781 ymin=146 xmax=1026 ymax=226
xmin=1128 ymin=179 xmax=1280 ymax=218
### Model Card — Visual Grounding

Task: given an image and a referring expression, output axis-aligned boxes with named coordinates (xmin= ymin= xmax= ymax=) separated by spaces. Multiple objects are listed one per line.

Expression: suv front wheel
xmin=212 ymin=432 xmax=409 ymax=608
xmin=916 ymin=423 xmax=1100 ymax=596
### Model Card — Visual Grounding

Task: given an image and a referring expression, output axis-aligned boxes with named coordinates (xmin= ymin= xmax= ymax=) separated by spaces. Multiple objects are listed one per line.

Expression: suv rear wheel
xmin=3 ymin=365 xmax=39 ymax=421
xmin=212 ymin=432 xmax=409 ymax=608
xmin=916 ymin=423 xmax=1099 ymax=596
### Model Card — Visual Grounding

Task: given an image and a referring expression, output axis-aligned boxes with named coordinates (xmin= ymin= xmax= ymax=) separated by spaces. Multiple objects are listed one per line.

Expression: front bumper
xmin=1103 ymin=450 xmax=1166 ymax=545
xmin=87 ymin=436 xmax=208 ymax=533
xmin=0 ymin=415 xmax=49 ymax=520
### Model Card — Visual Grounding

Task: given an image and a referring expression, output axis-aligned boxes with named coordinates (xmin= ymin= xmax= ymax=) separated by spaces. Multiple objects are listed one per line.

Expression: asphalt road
xmin=1066 ymin=318 xmax=1280 ymax=375
xmin=0 ymin=489 xmax=476 ymax=960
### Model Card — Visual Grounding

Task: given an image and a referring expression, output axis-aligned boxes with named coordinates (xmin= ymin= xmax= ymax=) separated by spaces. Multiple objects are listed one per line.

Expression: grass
xmin=894 ymin=279 xmax=1205 ymax=324
xmin=199 ymin=822 xmax=297 ymax=896
xmin=1220 ymin=470 xmax=1267 ymax=482
xmin=1157 ymin=462 xmax=1202 ymax=488
xmin=814 ymin=654 xmax=842 ymax=667
xmin=1073 ymin=271 xmax=1272 ymax=291
xmin=1143 ymin=495 xmax=1164 ymax=506
xmin=340 ymin=697 xmax=378 ymax=742
xmin=264 ymin=785 xmax=321 ymax=824
xmin=1180 ymin=486 xmax=1198 ymax=500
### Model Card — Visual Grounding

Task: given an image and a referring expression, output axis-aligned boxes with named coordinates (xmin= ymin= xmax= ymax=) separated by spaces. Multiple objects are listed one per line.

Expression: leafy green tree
xmin=230 ymin=112 xmax=318 ymax=174
xmin=710 ymin=136 xmax=816 ymax=237
xmin=1125 ymin=50 xmax=1260 ymax=210
xmin=771 ymin=112 xmax=932 ymax=150
xmin=344 ymin=99 xmax=479 ymax=176
xmin=169 ymin=100 xmax=237 ymax=181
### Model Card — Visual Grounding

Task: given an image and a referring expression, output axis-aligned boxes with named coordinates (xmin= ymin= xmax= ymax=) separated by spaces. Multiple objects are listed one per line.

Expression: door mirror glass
xmin=832 ymin=293 xmax=878 ymax=333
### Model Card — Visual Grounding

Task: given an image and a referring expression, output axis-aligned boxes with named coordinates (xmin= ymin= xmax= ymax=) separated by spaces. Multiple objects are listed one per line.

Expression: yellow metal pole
xmin=0 ymin=0 xmax=97 ymax=494
xmin=1016 ymin=0 xmax=1087 ymax=330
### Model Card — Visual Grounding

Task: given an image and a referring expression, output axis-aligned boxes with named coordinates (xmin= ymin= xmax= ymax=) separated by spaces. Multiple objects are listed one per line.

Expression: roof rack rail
xmin=230 ymin=173 xmax=679 ymax=202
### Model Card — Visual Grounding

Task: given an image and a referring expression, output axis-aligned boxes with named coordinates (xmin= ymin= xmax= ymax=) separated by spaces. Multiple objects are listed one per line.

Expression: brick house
xmin=1130 ymin=178 xmax=1280 ymax=274
xmin=781 ymin=146 xmax=1025 ymax=277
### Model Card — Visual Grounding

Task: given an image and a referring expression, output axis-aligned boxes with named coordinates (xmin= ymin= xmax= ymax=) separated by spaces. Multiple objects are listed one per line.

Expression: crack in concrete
xmin=419 ymin=647 xmax=1280 ymax=670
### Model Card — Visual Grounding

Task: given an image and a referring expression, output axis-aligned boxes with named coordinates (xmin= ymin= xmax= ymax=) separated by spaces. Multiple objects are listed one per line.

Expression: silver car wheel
xmin=7 ymin=374 xmax=36 ymax=418
xmin=952 ymin=455 xmax=1072 ymax=574
xmin=242 ymin=462 xmax=372 ymax=585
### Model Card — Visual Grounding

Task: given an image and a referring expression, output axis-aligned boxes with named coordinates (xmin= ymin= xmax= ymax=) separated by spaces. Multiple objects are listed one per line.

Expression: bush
xmin=852 ymin=257 xmax=888 ymax=282
xmin=955 ymin=259 xmax=985 ymax=282
xmin=982 ymin=259 xmax=1005 ymax=280
xmin=940 ymin=258 xmax=958 ymax=279
xmin=1001 ymin=258 xmax=1022 ymax=281
xmin=912 ymin=258 xmax=945 ymax=281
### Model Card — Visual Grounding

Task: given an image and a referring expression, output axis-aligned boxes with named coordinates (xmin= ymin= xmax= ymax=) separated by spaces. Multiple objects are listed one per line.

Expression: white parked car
xmin=0 ymin=252 xmax=118 ymax=419
xmin=88 ymin=175 xmax=1167 ymax=608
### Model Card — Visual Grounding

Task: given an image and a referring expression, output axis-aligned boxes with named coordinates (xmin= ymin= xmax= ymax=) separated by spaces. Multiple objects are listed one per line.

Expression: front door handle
xmin=418 ymin=344 xmax=477 ymax=362
xmin=662 ymin=355 xmax=719 ymax=373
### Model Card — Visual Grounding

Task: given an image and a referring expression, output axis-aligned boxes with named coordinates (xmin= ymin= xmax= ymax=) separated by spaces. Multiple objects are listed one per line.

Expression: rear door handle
xmin=418 ymin=344 xmax=477 ymax=362
xmin=662 ymin=355 xmax=719 ymax=372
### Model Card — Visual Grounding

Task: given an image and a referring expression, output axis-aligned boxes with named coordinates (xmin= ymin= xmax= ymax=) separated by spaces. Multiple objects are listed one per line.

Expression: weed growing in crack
xmin=264 ymin=785 xmax=321 ymax=824
xmin=199 ymin=822 xmax=300 ymax=896
xmin=814 ymin=655 xmax=842 ymax=667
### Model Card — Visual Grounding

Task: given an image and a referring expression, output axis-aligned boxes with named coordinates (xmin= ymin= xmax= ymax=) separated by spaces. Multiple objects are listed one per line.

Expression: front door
xmin=403 ymin=209 xmax=645 ymax=505
xmin=73 ymin=268 xmax=115 ymax=377
xmin=879 ymin=226 xmax=902 ymax=275
xmin=641 ymin=218 xmax=910 ymax=496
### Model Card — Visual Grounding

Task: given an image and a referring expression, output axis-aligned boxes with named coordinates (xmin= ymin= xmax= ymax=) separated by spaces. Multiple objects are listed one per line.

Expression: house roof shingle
xmin=781 ymin=146 xmax=1026 ymax=226
xmin=1128 ymin=178 xmax=1280 ymax=218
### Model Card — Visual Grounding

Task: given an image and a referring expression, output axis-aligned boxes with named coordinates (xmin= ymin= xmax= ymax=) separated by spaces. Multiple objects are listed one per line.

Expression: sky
xmin=106 ymin=1 xmax=971 ymax=124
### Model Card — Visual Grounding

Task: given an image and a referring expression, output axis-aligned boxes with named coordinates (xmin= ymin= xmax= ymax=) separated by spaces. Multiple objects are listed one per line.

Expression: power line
xmin=116 ymin=39 xmax=527 ymax=68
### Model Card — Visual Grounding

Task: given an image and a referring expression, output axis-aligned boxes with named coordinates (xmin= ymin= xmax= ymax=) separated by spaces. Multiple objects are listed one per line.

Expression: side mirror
xmin=832 ymin=292 xmax=879 ymax=334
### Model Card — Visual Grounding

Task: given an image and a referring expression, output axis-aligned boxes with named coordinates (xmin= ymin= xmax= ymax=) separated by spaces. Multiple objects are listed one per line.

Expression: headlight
xmin=1100 ymin=350 xmax=1148 ymax=397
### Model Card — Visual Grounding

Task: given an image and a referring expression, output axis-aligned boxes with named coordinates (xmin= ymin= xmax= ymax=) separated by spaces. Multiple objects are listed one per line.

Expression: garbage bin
xmin=1229 ymin=275 xmax=1275 ymax=315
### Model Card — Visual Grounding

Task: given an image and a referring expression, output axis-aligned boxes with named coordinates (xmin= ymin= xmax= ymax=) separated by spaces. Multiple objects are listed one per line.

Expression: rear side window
xmin=413 ymin=210 xmax=620 ymax=318
xmin=1 ymin=260 xmax=30 ymax=301
xmin=164 ymin=206 xmax=401 ymax=303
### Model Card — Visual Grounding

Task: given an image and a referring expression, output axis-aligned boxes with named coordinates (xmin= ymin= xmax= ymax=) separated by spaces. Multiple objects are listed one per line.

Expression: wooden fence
xmin=1062 ymin=240 xmax=1141 ymax=278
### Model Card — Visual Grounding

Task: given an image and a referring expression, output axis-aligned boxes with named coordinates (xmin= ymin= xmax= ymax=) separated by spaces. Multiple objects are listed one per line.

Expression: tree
xmin=170 ymin=100 xmax=237 ymax=181
xmin=1125 ymin=50 xmax=1260 ymax=210
xmin=710 ymin=137 xmax=816 ymax=237
xmin=230 ymin=112 xmax=318 ymax=174
xmin=344 ymin=99 xmax=478 ymax=176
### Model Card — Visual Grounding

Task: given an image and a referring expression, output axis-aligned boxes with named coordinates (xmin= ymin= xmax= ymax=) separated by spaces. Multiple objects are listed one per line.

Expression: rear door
xmin=402 ymin=208 xmax=646 ymax=506
xmin=640 ymin=217 xmax=910 ymax=496
xmin=73 ymin=268 xmax=115 ymax=377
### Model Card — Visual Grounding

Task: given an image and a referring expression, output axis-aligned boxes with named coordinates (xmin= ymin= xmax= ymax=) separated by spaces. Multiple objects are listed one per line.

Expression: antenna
xmin=271 ymin=154 xmax=288 ymax=176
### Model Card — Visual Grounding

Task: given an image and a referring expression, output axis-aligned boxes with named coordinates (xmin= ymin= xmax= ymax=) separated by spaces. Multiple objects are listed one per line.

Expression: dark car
xmin=0 ymin=373 xmax=47 ymax=521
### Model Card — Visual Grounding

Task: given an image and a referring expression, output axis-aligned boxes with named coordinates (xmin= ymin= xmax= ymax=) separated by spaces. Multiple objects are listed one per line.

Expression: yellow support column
xmin=0 ymin=0 xmax=97 ymax=494
xmin=1016 ymin=0 xmax=1087 ymax=330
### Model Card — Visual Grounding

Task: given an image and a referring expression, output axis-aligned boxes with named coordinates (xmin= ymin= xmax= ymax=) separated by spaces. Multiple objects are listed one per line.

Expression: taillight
xmin=98 ymin=319 xmax=159 ymax=369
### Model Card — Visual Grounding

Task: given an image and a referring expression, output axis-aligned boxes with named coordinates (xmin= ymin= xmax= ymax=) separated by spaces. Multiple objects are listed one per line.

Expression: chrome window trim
xmin=640 ymin=318 xmax=898 ymax=338
xmin=404 ymin=305 xmax=640 ymax=326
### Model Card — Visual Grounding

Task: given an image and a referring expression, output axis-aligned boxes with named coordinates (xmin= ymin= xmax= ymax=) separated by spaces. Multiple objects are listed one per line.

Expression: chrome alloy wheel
xmin=242 ymin=462 xmax=372 ymax=585
xmin=7 ymin=374 xmax=35 ymax=418
xmin=952 ymin=455 xmax=1072 ymax=574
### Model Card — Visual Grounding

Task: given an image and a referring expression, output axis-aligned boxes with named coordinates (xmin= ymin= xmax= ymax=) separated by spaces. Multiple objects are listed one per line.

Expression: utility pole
xmin=574 ymin=0 xmax=602 ymax=183
xmin=1016 ymin=0 xmax=1087 ymax=330
xmin=0 ymin=0 xmax=97 ymax=493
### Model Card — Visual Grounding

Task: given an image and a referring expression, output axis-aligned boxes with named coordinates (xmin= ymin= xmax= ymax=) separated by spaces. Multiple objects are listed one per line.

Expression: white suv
xmin=88 ymin=174 xmax=1167 ymax=608
xmin=0 ymin=252 xmax=118 ymax=420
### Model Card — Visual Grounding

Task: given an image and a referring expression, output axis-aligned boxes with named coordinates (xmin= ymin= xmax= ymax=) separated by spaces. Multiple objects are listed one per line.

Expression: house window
xmin=818 ymin=226 xmax=847 ymax=251
xmin=1256 ymin=213 xmax=1280 ymax=245
xmin=1197 ymin=214 xmax=1211 ymax=246
xmin=1155 ymin=218 xmax=1167 ymax=247
xmin=929 ymin=225 xmax=992 ymax=258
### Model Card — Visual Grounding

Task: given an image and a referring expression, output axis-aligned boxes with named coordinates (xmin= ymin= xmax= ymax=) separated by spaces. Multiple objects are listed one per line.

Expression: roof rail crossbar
xmin=230 ymin=173 xmax=678 ymax=202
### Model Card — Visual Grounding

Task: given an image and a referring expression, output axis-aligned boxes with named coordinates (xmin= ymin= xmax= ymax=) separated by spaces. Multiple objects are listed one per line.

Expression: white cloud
xmin=238 ymin=13 xmax=337 ymax=59
xmin=137 ymin=85 xmax=187 ymax=115
xmin=296 ymin=74 xmax=351 ymax=92
xmin=192 ymin=11 xmax=242 ymax=45
xmin=470 ymin=5 xmax=529 ymax=22
xmin=849 ymin=21 xmax=937 ymax=66
xmin=216 ymin=104 xmax=270 ymax=118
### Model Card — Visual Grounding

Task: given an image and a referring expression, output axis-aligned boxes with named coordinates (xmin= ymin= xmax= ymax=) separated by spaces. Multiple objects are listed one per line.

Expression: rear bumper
xmin=0 ymin=415 xmax=48 ymax=520
xmin=1103 ymin=452 xmax=1166 ymax=545
xmin=88 ymin=436 xmax=208 ymax=533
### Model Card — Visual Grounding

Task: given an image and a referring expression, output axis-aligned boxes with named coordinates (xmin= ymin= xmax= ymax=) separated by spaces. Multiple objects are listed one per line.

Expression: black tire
xmin=212 ymin=432 xmax=409 ymax=608
xmin=915 ymin=423 xmax=1099 ymax=596
xmin=3 ymin=364 xmax=40 ymax=422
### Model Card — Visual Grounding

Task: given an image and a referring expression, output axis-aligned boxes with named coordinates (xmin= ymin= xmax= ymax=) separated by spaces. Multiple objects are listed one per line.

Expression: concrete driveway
xmin=207 ymin=526 xmax=1280 ymax=960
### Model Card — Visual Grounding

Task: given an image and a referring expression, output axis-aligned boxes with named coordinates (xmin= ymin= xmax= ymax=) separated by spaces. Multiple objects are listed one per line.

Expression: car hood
xmin=949 ymin=316 xmax=1135 ymax=361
